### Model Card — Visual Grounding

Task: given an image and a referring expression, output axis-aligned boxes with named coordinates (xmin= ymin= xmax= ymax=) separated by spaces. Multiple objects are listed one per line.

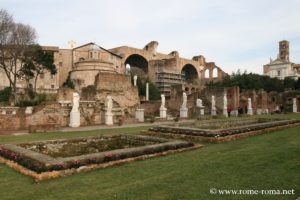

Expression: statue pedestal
xmin=105 ymin=112 xmax=113 ymax=125
xmin=180 ymin=107 xmax=188 ymax=118
xmin=69 ymin=111 xmax=80 ymax=127
xmin=200 ymin=107 xmax=205 ymax=116
xmin=135 ymin=109 xmax=144 ymax=122
xmin=223 ymin=108 xmax=228 ymax=117
xmin=196 ymin=107 xmax=205 ymax=116
xmin=25 ymin=106 xmax=33 ymax=115
xmin=247 ymin=108 xmax=253 ymax=115
xmin=231 ymin=110 xmax=238 ymax=117
xmin=211 ymin=107 xmax=216 ymax=116
xmin=160 ymin=107 xmax=167 ymax=118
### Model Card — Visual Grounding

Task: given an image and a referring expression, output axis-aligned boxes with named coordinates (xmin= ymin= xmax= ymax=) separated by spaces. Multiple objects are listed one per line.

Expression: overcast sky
xmin=2 ymin=0 xmax=300 ymax=74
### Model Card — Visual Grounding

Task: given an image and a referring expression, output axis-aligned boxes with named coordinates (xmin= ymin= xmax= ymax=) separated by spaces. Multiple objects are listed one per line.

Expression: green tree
xmin=136 ymin=78 xmax=160 ymax=100
xmin=206 ymin=70 xmax=290 ymax=92
xmin=295 ymin=78 xmax=300 ymax=90
xmin=21 ymin=45 xmax=57 ymax=92
xmin=148 ymin=82 xmax=160 ymax=100
xmin=63 ymin=72 xmax=75 ymax=89
xmin=283 ymin=77 xmax=295 ymax=90
xmin=0 ymin=9 xmax=37 ymax=104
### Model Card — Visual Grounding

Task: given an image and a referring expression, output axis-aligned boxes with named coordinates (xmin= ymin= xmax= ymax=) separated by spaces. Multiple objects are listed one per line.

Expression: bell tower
xmin=279 ymin=40 xmax=289 ymax=61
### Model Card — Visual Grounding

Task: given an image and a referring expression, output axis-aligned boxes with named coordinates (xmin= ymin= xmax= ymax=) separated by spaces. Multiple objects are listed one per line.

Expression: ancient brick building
xmin=0 ymin=41 xmax=227 ymax=98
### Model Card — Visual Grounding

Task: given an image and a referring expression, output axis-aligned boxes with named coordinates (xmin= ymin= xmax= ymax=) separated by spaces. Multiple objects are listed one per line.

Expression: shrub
xmin=63 ymin=72 xmax=75 ymax=89
xmin=174 ymin=116 xmax=179 ymax=122
xmin=16 ymin=93 xmax=47 ymax=107
xmin=150 ymin=116 xmax=155 ymax=123
xmin=0 ymin=87 xmax=11 ymax=102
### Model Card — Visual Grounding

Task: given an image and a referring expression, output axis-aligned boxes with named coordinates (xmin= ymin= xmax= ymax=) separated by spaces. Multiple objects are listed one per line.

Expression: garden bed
xmin=0 ymin=134 xmax=199 ymax=181
xmin=146 ymin=118 xmax=300 ymax=142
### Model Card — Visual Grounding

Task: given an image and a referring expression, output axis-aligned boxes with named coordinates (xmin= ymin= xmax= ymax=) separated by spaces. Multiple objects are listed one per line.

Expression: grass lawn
xmin=0 ymin=114 xmax=299 ymax=200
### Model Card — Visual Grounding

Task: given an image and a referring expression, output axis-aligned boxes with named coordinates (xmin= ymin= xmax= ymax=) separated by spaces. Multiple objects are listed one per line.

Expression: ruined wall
xmin=94 ymin=72 xmax=139 ymax=116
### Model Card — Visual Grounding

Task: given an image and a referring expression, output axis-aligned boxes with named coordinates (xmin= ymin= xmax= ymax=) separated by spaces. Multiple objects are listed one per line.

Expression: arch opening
xmin=181 ymin=64 xmax=198 ymax=82
xmin=204 ymin=69 xmax=209 ymax=78
xmin=213 ymin=68 xmax=218 ymax=78
xmin=125 ymin=54 xmax=148 ymax=79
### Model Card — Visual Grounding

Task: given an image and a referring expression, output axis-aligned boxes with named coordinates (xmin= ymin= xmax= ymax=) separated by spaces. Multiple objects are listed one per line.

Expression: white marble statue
xmin=247 ymin=98 xmax=253 ymax=115
xmin=182 ymin=92 xmax=187 ymax=109
xmin=196 ymin=99 xmax=203 ymax=108
xmin=69 ymin=92 xmax=80 ymax=127
xmin=212 ymin=96 xmax=216 ymax=108
xmin=107 ymin=95 xmax=113 ymax=113
xmin=160 ymin=94 xmax=167 ymax=118
xmin=105 ymin=95 xmax=113 ymax=125
xmin=223 ymin=93 xmax=228 ymax=117
xmin=160 ymin=94 xmax=166 ymax=109
xmin=72 ymin=92 xmax=80 ymax=112
xmin=133 ymin=75 xmax=138 ymax=86
xmin=293 ymin=98 xmax=297 ymax=113
xmin=211 ymin=95 xmax=216 ymax=116
xmin=180 ymin=92 xmax=188 ymax=118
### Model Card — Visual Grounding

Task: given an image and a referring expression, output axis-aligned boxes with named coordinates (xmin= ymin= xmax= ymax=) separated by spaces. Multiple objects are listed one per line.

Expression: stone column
xmin=211 ymin=96 xmax=216 ymax=116
xmin=146 ymin=82 xmax=149 ymax=101
xmin=180 ymin=92 xmax=188 ymax=118
xmin=105 ymin=96 xmax=113 ymax=125
xmin=247 ymin=98 xmax=253 ymax=115
xmin=135 ymin=108 xmax=144 ymax=122
xmin=223 ymin=93 xmax=228 ymax=117
xmin=69 ymin=92 xmax=80 ymax=127
xmin=133 ymin=75 xmax=137 ymax=86
xmin=160 ymin=94 xmax=167 ymax=118
xmin=293 ymin=98 xmax=297 ymax=113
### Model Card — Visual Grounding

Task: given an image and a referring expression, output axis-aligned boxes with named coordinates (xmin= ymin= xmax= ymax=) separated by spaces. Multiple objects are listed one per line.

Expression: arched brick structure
xmin=109 ymin=41 xmax=227 ymax=96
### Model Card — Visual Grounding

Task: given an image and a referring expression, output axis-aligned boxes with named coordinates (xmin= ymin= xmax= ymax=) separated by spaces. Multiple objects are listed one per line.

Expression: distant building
xmin=263 ymin=40 xmax=300 ymax=80
xmin=0 ymin=41 xmax=227 ymax=97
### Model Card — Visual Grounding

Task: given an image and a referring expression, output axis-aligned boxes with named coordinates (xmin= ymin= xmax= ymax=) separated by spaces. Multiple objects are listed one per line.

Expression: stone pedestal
xmin=69 ymin=111 xmax=80 ymax=127
xmin=256 ymin=109 xmax=262 ymax=115
xmin=247 ymin=108 xmax=253 ymax=115
xmin=25 ymin=107 xmax=33 ymax=114
xmin=105 ymin=112 xmax=113 ymax=125
xmin=180 ymin=107 xmax=188 ymax=118
xmin=223 ymin=108 xmax=228 ymax=117
xmin=231 ymin=110 xmax=238 ymax=117
xmin=200 ymin=107 xmax=205 ymax=115
xmin=211 ymin=107 xmax=216 ymax=116
xmin=135 ymin=109 xmax=144 ymax=122
xmin=160 ymin=107 xmax=167 ymax=118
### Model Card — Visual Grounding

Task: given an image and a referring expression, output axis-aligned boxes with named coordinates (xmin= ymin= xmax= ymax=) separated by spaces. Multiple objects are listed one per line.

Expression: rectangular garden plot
xmin=0 ymin=135 xmax=198 ymax=181
xmin=147 ymin=118 xmax=300 ymax=142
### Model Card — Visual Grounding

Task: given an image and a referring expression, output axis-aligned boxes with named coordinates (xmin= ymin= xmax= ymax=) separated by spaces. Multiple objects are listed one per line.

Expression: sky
xmin=1 ymin=0 xmax=300 ymax=74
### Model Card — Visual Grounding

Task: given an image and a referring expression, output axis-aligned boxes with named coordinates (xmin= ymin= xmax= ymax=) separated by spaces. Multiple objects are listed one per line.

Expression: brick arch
xmin=181 ymin=64 xmax=199 ymax=82
xmin=124 ymin=54 xmax=149 ymax=78
xmin=202 ymin=63 xmax=226 ymax=81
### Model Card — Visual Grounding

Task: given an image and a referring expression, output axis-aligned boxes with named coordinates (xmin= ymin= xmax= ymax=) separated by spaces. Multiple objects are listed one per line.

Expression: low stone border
xmin=150 ymin=119 xmax=300 ymax=138
xmin=146 ymin=122 xmax=300 ymax=143
xmin=0 ymin=144 xmax=202 ymax=182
